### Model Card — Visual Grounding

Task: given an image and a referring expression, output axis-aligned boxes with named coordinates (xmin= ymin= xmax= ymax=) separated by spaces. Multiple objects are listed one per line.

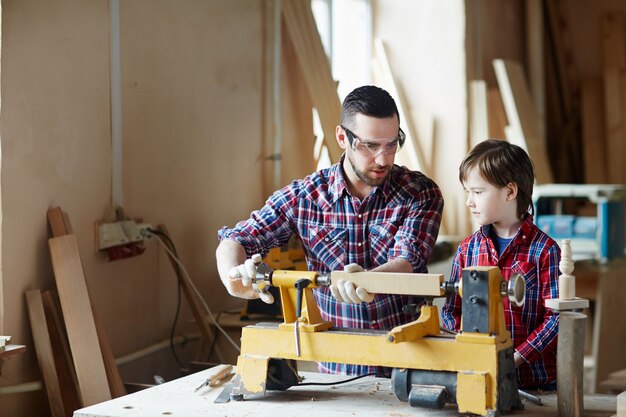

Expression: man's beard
xmin=348 ymin=153 xmax=390 ymax=187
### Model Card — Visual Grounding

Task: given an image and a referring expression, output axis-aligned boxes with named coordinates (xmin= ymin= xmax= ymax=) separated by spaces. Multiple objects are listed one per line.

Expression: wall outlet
xmin=97 ymin=220 xmax=152 ymax=251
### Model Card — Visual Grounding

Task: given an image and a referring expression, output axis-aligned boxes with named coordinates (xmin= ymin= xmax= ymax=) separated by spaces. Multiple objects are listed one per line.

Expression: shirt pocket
xmin=509 ymin=261 xmax=538 ymax=316
xmin=306 ymin=226 xmax=347 ymax=271
xmin=369 ymin=223 xmax=398 ymax=265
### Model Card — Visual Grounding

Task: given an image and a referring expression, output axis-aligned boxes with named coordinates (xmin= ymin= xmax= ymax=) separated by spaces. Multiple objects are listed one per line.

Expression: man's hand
xmin=227 ymin=254 xmax=274 ymax=304
xmin=329 ymin=263 xmax=375 ymax=304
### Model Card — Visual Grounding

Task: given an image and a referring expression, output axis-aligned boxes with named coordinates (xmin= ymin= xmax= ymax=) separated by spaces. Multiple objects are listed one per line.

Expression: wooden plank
xmin=525 ymin=0 xmax=545 ymax=140
xmin=602 ymin=12 xmax=626 ymax=68
xmin=92 ymin=311 xmax=126 ymax=398
xmin=373 ymin=38 xmax=429 ymax=176
xmin=329 ymin=271 xmax=443 ymax=296
xmin=48 ymin=208 xmax=126 ymax=399
xmin=26 ymin=289 xmax=67 ymax=417
xmin=581 ymin=77 xmax=607 ymax=184
xmin=601 ymin=12 xmax=626 ymax=185
xmin=487 ymin=88 xmax=507 ymax=139
xmin=493 ymin=59 xmax=554 ymax=184
xmin=48 ymin=235 xmax=111 ymax=405
xmin=282 ymin=0 xmax=342 ymax=163
xmin=591 ymin=261 xmax=626 ymax=394
xmin=602 ymin=68 xmax=624 ymax=184
xmin=469 ymin=80 xmax=489 ymax=148
xmin=545 ymin=0 xmax=579 ymax=119
xmin=48 ymin=207 xmax=71 ymax=237
xmin=41 ymin=291 xmax=82 ymax=415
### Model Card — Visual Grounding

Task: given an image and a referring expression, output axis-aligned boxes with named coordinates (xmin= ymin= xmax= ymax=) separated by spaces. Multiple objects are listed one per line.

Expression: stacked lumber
xmin=282 ymin=0 xmax=342 ymax=163
xmin=25 ymin=208 xmax=126 ymax=417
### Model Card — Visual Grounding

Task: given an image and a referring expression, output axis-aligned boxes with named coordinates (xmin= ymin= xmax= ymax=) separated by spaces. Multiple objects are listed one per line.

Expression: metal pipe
xmin=115 ymin=333 xmax=200 ymax=366
xmin=0 ymin=381 xmax=43 ymax=395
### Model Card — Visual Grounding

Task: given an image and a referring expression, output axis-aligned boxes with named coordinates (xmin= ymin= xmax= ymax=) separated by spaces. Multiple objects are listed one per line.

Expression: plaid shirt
xmin=441 ymin=216 xmax=560 ymax=388
xmin=219 ymin=158 xmax=443 ymax=375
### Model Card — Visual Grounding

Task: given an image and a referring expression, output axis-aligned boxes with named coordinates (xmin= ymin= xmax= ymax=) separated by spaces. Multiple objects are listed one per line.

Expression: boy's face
xmin=463 ymin=167 xmax=519 ymax=231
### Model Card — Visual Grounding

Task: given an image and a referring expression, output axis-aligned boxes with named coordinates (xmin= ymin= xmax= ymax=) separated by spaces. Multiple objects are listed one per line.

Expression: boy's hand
xmin=329 ymin=264 xmax=375 ymax=303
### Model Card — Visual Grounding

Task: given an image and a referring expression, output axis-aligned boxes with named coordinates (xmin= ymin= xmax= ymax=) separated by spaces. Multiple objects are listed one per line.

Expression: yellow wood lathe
xmin=230 ymin=266 xmax=526 ymax=417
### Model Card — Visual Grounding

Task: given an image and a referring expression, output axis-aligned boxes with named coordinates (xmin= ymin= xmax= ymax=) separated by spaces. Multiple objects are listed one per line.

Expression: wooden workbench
xmin=73 ymin=366 xmax=617 ymax=417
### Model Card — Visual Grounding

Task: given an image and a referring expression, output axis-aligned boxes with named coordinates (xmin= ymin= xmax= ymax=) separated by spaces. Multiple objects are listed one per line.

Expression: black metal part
xmin=391 ymin=368 xmax=457 ymax=404
xmin=294 ymin=278 xmax=311 ymax=318
xmin=408 ymin=384 xmax=450 ymax=409
xmin=391 ymin=347 xmax=523 ymax=413
xmin=401 ymin=304 xmax=421 ymax=315
xmin=266 ymin=358 xmax=300 ymax=391
xmin=441 ymin=281 xmax=456 ymax=297
xmin=462 ymin=269 xmax=490 ymax=333
xmin=497 ymin=347 xmax=524 ymax=411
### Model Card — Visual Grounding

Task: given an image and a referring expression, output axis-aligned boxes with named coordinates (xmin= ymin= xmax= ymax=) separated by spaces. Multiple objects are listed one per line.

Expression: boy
xmin=441 ymin=139 xmax=559 ymax=389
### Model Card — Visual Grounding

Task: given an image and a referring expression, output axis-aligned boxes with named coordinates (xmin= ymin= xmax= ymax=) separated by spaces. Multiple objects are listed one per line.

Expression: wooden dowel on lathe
xmin=329 ymin=271 xmax=444 ymax=296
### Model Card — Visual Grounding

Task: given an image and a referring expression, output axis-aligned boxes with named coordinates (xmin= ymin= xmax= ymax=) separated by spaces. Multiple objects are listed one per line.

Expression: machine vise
xmin=230 ymin=266 xmax=525 ymax=416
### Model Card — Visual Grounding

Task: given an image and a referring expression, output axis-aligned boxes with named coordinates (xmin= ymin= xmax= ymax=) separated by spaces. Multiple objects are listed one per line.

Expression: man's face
xmin=339 ymin=114 xmax=400 ymax=189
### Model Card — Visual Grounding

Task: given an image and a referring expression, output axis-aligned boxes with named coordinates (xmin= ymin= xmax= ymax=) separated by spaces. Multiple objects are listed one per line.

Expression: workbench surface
xmin=73 ymin=366 xmax=617 ymax=417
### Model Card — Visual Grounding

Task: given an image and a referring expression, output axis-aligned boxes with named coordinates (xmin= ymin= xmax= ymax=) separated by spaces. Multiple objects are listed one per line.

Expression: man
xmin=216 ymin=85 xmax=443 ymax=375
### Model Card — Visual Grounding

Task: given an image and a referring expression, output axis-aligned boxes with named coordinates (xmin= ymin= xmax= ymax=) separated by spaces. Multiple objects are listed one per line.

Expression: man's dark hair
xmin=459 ymin=139 xmax=535 ymax=220
xmin=340 ymin=85 xmax=400 ymax=129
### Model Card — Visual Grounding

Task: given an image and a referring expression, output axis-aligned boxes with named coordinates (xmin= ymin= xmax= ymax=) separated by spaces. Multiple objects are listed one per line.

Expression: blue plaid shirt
xmin=441 ymin=216 xmax=560 ymax=388
xmin=219 ymin=158 xmax=443 ymax=375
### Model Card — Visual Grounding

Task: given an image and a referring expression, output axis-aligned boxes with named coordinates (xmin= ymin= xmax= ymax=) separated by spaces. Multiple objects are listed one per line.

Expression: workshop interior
xmin=1 ymin=1 xmax=626 ymax=416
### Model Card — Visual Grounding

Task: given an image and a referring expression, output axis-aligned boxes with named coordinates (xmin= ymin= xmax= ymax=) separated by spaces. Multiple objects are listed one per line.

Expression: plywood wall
xmin=0 ymin=0 xmax=303 ymax=415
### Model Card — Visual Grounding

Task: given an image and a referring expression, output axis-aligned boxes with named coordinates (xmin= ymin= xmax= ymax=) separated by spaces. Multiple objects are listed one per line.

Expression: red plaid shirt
xmin=219 ymin=158 xmax=443 ymax=375
xmin=441 ymin=216 xmax=560 ymax=388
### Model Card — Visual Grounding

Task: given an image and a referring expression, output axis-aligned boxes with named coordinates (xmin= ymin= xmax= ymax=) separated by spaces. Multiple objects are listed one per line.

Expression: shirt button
xmin=522 ymin=235 xmax=526 ymax=239
xmin=325 ymin=238 xmax=329 ymax=242
xmin=358 ymin=214 xmax=362 ymax=218
xmin=357 ymin=242 xmax=362 ymax=247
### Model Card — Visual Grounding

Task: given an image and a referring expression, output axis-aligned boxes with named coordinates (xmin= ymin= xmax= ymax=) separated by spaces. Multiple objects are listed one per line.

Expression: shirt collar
xmin=479 ymin=214 xmax=536 ymax=243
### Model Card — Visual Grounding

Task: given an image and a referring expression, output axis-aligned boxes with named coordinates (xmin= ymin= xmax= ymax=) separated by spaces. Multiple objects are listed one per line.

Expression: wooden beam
xmin=48 ymin=207 xmax=72 ymax=238
xmin=581 ymin=77 xmax=607 ymax=184
xmin=373 ymin=38 xmax=429 ymax=176
xmin=47 ymin=208 xmax=126 ymax=399
xmin=26 ymin=289 xmax=68 ymax=417
xmin=48 ymin=235 xmax=111 ymax=406
xmin=493 ymin=59 xmax=554 ymax=184
xmin=41 ymin=291 xmax=82 ymax=415
xmin=601 ymin=12 xmax=626 ymax=185
xmin=487 ymin=88 xmax=507 ymax=139
xmin=282 ymin=0 xmax=342 ymax=163
xmin=469 ymin=80 xmax=489 ymax=148
xmin=525 ymin=0 xmax=545 ymax=140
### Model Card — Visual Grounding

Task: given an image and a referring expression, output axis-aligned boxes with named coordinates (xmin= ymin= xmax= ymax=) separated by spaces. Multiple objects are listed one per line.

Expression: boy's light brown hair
xmin=459 ymin=139 xmax=535 ymax=220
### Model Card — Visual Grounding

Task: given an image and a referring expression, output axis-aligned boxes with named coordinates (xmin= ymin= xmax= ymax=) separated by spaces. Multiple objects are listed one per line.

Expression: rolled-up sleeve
xmin=388 ymin=178 xmax=443 ymax=272
xmin=218 ymin=183 xmax=298 ymax=257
